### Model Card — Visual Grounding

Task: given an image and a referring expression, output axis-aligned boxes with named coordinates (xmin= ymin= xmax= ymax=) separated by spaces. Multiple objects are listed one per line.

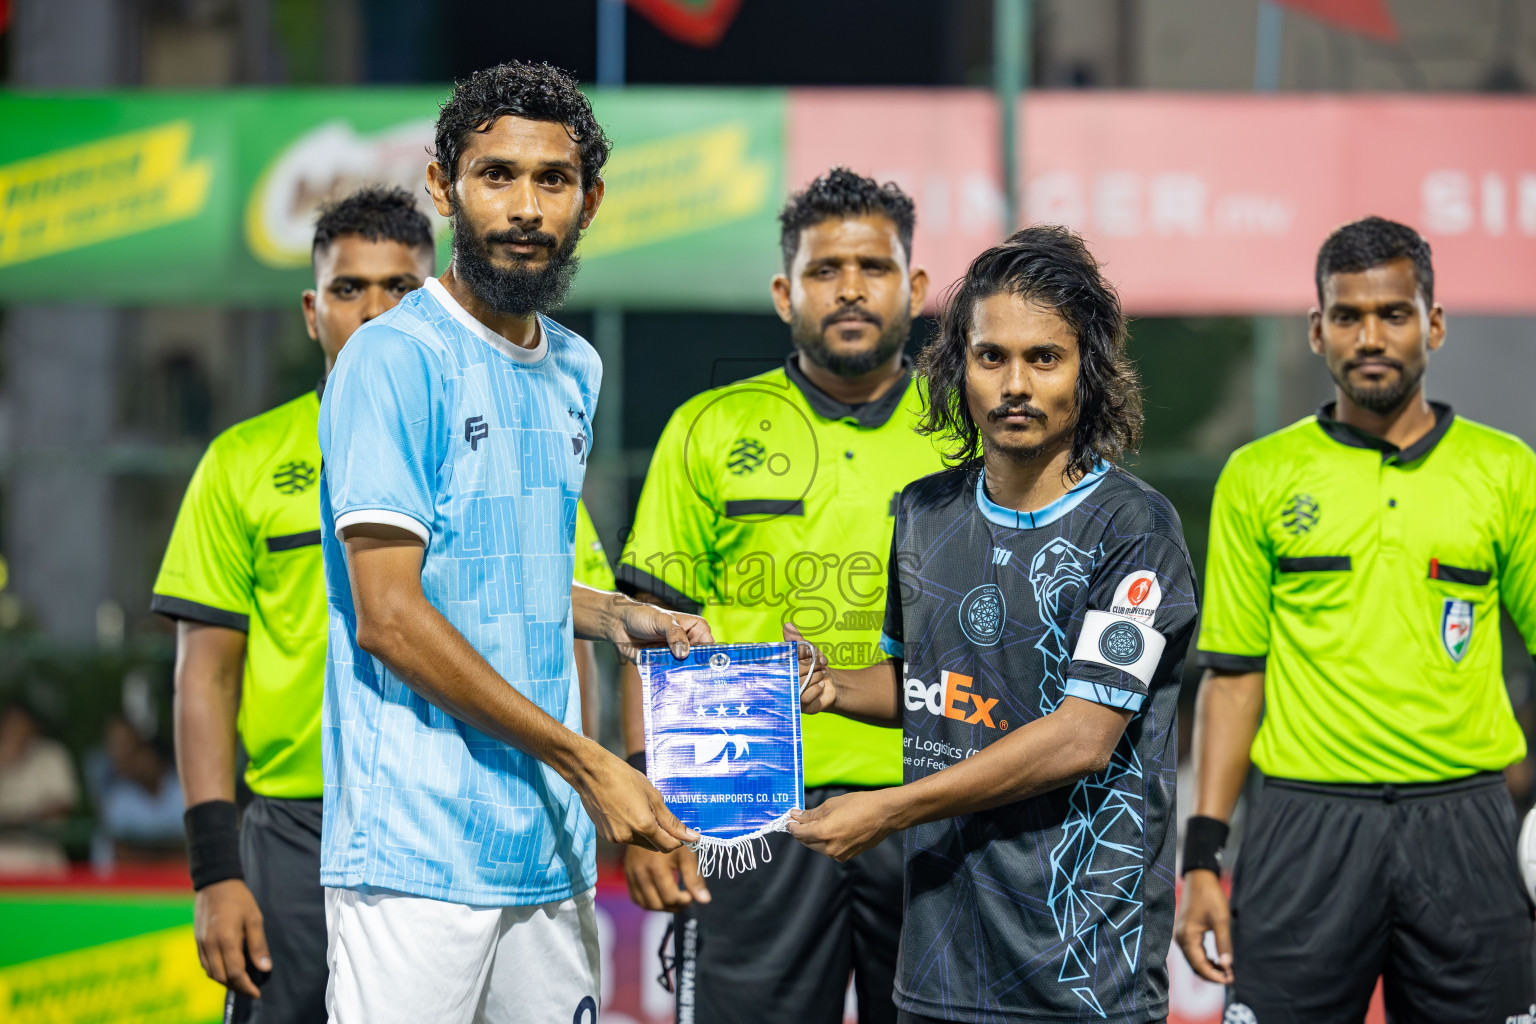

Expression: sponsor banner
xmin=0 ymin=886 xmax=225 ymax=1024
xmin=0 ymin=88 xmax=786 ymax=307
xmin=790 ymin=91 xmax=1536 ymax=313
xmin=2 ymin=90 xmax=1534 ymax=312
xmin=0 ymin=94 xmax=236 ymax=301
xmin=0 ymin=875 xmax=1381 ymax=1022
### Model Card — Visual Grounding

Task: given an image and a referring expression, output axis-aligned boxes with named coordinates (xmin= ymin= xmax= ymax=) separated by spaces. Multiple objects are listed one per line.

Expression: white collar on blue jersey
xmin=424 ymin=277 xmax=548 ymax=364
xmin=975 ymin=461 xmax=1110 ymax=530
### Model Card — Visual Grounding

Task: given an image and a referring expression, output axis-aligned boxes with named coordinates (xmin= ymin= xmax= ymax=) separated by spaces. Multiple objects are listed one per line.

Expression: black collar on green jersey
xmin=1315 ymin=401 xmax=1455 ymax=464
xmin=783 ymin=353 xmax=912 ymax=429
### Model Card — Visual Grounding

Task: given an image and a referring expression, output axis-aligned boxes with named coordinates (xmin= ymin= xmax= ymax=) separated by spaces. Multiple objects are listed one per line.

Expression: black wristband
xmin=625 ymin=751 xmax=647 ymax=775
xmin=1181 ymin=815 xmax=1230 ymax=876
xmin=185 ymin=800 xmax=243 ymax=891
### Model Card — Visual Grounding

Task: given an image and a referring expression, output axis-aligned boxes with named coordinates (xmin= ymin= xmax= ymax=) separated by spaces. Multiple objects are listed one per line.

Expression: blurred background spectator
xmin=0 ymin=700 xmax=80 ymax=874
xmin=87 ymin=715 xmax=185 ymax=870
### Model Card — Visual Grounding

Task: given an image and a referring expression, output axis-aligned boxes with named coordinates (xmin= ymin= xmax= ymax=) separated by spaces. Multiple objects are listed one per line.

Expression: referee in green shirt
xmin=153 ymin=187 xmax=438 ymax=1020
xmin=616 ymin=169 xmax=945 ymax=1023
xmin=1176 ymin=217 xmax=1536 ymax=1022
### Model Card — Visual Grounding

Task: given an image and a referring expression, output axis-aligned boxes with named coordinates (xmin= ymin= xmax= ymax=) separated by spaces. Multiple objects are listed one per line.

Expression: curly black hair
xmin=778 ymin=167 xmax=916 ymax=270
xmin=312 ymin=184 xmax=435 ymax=260
xmin=433 ymin=62 xmax=610 ymax=191
xmin=916 ymin=225 xmax=1142 ymax=481
xmin=1315 ymin=215 xmax=1434 ymax=306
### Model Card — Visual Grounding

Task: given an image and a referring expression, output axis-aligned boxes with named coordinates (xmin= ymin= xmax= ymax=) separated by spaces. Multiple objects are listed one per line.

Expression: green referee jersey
xmin=617 ymin=355 xmax=948 ymax=789
xmin=1197 ymin=402 xmax=1536 ymax=784
xmin=153 ymin=386 xmax=617 ymax=800
xmin=574 ymin=500 xmax=616 ymax=592
xmin=152 ymin=390 xmax=327 ymax=799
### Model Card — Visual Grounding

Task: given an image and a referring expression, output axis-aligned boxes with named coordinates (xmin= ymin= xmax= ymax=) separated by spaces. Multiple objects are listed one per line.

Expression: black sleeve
xmin=880 ymin=502 xmax=905 ymax=661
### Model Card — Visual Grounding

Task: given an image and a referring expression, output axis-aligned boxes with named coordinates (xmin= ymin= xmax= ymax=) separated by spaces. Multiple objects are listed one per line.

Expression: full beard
xmin=1332 ymin=358 xmax=1425 ymax=415
xmin=452 ymin=208 xmax=581 ymax=317
xmin=791 ymin=309 xmax=910 ymax=378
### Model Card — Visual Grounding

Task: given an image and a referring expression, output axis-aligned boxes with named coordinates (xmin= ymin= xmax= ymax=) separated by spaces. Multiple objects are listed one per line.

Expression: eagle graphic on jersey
xmin=1029 ymin=537 xmax=1147 ymax=1016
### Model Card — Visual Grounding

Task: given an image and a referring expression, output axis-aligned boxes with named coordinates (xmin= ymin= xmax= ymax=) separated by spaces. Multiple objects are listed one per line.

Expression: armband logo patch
xmin=1073 ymin=610 xmax=1167 ymax=686
xmin=1099 ymin=621 xmax=1145 ymax=665
xmin=1109 ymin=570 xmax=1161 ymax=622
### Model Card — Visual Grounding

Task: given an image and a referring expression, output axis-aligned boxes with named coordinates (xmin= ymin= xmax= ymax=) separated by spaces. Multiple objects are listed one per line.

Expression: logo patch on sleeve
xmin=1073 ymin=610 xmax=1167 ymax=685
xmin=1109 ymin=570 xmax=1161 ymax=622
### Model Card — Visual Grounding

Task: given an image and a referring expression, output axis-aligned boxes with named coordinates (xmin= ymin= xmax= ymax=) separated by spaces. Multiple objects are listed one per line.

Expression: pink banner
xmin=788 ymin=91 xmax=1536 ymax=314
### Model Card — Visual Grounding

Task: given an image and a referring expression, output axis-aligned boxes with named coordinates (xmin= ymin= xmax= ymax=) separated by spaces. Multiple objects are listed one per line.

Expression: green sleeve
xmin=573 ymin=500 xmax=617 ymax=592
xmin=1195 ymin=452 xmax=1273 ymax=671
xmin=614 ymin=403 xmax=719 ymax=613
xmin=150 ymin=439 xmax=257 ymax=631
xmin=1499 ymin=443 xmax=1536 ymax=657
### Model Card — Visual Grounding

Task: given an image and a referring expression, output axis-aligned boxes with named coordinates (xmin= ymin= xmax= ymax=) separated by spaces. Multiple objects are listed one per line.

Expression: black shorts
xmin=1229 ymin=772 xmax=1535 ymax=1024
xmin=227 ymin=796 xmax=327 ymax=1024
xmin=672 ymin=786 xmax=903 ymax=1024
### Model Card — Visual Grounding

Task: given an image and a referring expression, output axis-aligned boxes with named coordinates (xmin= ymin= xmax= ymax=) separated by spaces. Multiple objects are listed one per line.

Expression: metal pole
xmin=593 ymin=0 xmax=626 ymax=546
xmin=1252 ymin=0 xmax=1283 ymax=437
xmin=1253 ymin=0 xmax=1283 ymax=92
xmin=994 ymin=0 xmax=1031 ymax=236
xmin=596 ymin=0 xmax=626 ymax=87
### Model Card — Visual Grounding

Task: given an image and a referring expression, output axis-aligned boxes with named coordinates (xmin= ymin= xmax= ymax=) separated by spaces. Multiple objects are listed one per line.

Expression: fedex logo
xmin=904 ymin=670 xmax=1000 ymax=728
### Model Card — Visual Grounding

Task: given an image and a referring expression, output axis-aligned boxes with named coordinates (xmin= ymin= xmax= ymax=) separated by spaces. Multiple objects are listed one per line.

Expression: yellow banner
xmin=0 ymin=122 xmax=213 ymax=268
xmin=0 ymin=923 xmax=224 ymax=1024
xmin=582 ymin=121 xmax=772 ymax=258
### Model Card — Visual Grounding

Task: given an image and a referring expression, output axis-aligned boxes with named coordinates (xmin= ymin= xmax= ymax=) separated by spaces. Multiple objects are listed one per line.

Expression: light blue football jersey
xmin=318 ymin=277 xmax=599 ymax=906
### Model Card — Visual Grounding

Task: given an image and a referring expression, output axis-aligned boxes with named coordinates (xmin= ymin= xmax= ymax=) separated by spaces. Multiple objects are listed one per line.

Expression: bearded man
xmin=615 ymin=168 xmax=947 ymax=1024
xmin=316 ymin=62 xmax=712 ymax=1023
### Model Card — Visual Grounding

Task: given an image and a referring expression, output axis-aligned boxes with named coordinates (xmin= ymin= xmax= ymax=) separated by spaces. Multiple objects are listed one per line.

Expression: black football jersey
xmin=880 ymin=464 xmax=1197 ymax=1023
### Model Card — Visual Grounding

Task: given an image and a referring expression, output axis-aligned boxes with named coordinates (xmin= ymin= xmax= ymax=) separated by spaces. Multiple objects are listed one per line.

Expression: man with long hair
xmin=1177 ymin=216 xmax=1536 ymax=1021
xmin=792 ymin=225 xmax=1197 ymax=1023
xmin=316 ymin=63 xmax=711 ymax=1021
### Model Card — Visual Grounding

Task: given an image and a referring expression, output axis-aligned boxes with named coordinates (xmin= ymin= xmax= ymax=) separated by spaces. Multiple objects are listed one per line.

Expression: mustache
xmin=986 ymin=401 xmax=1047 ymax=423
xmin=821 ymin=307 xmax=882 ymax=331
xmin=1345 ymin=355 xmax=1404 ymax=373
xmin=483 ymin=228 xmax=559 ymax=251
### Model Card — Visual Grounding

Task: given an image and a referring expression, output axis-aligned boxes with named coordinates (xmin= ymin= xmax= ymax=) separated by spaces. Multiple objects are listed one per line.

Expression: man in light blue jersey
xmin=318 ymin=63 xmax=712 ymax=1023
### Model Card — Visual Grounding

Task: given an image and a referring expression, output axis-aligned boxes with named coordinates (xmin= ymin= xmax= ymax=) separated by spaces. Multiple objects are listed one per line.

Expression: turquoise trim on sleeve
xmin=1064 ymin=677 xmax=1146 ymax=712
xmin=880 ymin=633 xmax=905 ymax=659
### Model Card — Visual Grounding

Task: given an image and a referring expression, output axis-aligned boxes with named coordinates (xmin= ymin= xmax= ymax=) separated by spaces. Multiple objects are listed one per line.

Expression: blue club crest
xmin=1441 ymin=599 xmax=1474 ymax=662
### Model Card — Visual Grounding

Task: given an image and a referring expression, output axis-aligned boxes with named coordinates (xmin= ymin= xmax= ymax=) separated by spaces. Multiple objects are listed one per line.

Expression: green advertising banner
xmin=0 ymin=88 xmax=785 ymax=309
xmin=0 ymin=887 xmax=223 ymax=1023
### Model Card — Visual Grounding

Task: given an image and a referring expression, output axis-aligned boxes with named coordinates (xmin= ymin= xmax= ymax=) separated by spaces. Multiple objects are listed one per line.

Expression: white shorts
xmin=324 ymin=885 xmax=600 ymax=1024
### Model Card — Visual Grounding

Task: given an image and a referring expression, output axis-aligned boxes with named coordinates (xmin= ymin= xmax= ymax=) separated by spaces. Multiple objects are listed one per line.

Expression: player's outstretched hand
xmin=784 ymin=623 xmax=834 ymax=714
xmin=577 ymin=748 xmax=702 ymax=853
xmin=1174 ymin=868 xmax=1235 ymax=985
xmin=786 ymin=791 xmax=894 ymax=861
xmin=194 ymin=878 xmax=271 ymax=999
xmin=612 ymin=597 xmax=714 ymax=663
xmin=624 ymin=844 xmax=712 ymax=913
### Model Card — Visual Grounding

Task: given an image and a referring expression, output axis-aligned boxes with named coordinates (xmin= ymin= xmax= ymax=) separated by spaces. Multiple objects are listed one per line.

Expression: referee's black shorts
xmin=226 ymin=796 xmax=328 ymax=1024
xmin=1228 ymin=772 xmax=1534 ymax=1024
xmin=672 ymin=785 xmax=902 ymax=1024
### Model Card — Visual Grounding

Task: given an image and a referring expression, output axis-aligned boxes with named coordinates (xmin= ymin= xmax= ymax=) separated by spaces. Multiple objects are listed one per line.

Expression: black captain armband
xmin=1181 ymin=815 xmax=1231 ymax=877
xmin=185 ymin=800 xmax=244 ymax=891
xmin=625 ymin=751 xmax=647 ymax=775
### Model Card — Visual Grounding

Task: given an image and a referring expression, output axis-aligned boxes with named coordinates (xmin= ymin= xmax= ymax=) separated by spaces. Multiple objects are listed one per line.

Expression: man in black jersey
xmin=790 ymin=226 xmax=1198 ymax=1024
